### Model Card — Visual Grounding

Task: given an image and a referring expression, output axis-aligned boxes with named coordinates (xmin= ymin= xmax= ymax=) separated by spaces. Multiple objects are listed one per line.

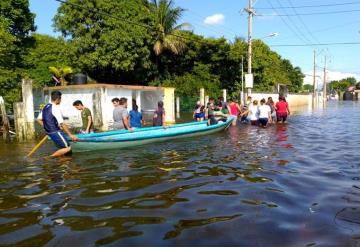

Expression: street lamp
xmin=259 ymin=32 xmax=279 ymax=39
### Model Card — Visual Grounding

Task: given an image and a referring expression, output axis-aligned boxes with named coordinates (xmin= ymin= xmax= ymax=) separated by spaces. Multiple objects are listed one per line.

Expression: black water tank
xmin=72 ymin=73 xmax=87 ymax=85
xmin=343 ymin=91 xmax=353 ymax=101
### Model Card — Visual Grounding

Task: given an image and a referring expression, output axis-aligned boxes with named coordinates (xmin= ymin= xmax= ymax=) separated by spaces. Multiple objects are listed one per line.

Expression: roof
xmin=43 ymin=83 xmax=174 ymax=91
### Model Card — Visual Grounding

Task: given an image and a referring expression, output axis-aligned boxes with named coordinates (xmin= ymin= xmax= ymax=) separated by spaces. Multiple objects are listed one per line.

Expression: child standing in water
xmin=266 ymin=97 xmax=276 ymax=122
xmin=153 ymin=101 xmax=165 ymax=126
xmin=258 ymin=98 xmax=272 ymax=127
xmin=193 ymin=101 xmax=205 ymax=121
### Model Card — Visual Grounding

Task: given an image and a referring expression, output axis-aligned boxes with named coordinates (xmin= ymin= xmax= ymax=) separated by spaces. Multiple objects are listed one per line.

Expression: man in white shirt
xmin=37 ymin=91 xmax=77 ymax=157
xmin=258 ymin=98 xmax=272 ymax=127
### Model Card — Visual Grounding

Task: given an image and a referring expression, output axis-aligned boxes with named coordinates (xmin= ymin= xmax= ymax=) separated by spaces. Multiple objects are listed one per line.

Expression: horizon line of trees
xmin=1 ymin=0 xmax=306 ymax=109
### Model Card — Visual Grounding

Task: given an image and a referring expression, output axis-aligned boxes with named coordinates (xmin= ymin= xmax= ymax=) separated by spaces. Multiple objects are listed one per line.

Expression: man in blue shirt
xmin=37 ymin=91 xmax=78 ymax=157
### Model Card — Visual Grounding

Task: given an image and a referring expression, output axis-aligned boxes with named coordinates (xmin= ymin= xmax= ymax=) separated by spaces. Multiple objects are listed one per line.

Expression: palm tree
xmin=151 ymin=0 xmax=190 ymax=56
xmin=48 ymin=66 xmax=73 ymax=86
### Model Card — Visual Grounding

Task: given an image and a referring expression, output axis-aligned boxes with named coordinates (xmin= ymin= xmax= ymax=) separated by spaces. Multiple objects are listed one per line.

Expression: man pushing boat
xmin=37 ymin=91 xmax=78 ymax=157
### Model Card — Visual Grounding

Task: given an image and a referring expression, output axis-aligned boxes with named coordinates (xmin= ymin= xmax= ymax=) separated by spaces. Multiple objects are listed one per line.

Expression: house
xmin=43 ymin=84 xmax=175 ymax=131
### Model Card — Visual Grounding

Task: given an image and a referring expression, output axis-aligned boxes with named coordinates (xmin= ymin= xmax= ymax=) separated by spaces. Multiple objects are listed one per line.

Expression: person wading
xmin=112 ymin=97 xmax=133 ymax=131
xmin=37 ymin=91 xmax=78 ymax=157
xmin=73 ymin=100 xmax=94 ymax=134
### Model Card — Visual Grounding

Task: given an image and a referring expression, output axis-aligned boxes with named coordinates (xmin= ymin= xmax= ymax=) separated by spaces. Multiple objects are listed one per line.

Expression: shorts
xmin=195 ymin=112 xmax=205 ymax=119
xmin=48 ymin=131 xmax=70 ymax=149
xmin=276 ymin=112 xmax=288 ymax=122
xmin=258 ymin=118 xmax=268 ymax=126
xmin=250 ymin=120 xmax=258 ymax=126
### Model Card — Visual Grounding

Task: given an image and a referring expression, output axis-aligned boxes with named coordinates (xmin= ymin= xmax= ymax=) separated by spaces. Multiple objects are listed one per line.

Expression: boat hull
xmin=71 ymin=118 xmax=232 ymax=152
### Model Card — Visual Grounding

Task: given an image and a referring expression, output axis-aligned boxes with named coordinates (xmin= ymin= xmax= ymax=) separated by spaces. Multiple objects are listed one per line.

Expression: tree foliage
xmin=54 ymin=0 xmax=154 ymax=83
xmin=25 ymin=34 xmax=73 ymax=88
xmin=0 ymin=0 xmax=36 ymax=108
xmin=151 ymin=0 xmax=189 ymax=56
xmin=1 ymin=0 xmax=308 ymax=109
xmin=329 ymin=77 xmax=357 ymax=92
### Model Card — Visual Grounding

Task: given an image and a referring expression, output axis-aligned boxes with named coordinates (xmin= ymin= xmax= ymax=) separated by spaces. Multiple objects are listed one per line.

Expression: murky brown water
xmin=0 ymin=102 xmax=359 ymax=246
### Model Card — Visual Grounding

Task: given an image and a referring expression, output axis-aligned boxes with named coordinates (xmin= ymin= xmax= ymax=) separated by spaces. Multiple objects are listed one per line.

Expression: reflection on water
xmin=0 ymin=102 xmax=359 ymax=246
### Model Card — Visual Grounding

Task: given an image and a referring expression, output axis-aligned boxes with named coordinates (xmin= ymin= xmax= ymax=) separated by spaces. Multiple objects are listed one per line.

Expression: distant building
xmin=42 ymin=84 xmax=175 ymax=131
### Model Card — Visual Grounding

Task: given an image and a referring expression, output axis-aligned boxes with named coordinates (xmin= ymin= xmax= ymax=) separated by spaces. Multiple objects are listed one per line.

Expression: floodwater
xmin=0 ymin=101 xmax=359 ymax=246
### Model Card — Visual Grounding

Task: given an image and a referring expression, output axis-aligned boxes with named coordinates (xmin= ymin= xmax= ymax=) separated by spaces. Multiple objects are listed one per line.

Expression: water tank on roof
xmin=72 ymin=73 xmax=87 ymax=85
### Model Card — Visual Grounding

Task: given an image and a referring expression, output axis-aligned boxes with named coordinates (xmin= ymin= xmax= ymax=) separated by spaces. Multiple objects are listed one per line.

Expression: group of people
xmin=193 ymin=95 xmax=290 ymax=127
xmin=36 ymin=90 xmax=166 ymax=157
xmin=111 ymin=97 xmax=165 ymax=131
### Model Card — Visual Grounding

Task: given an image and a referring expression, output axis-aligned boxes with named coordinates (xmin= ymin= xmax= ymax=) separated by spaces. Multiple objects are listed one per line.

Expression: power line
xmin=279 ymin=19 xmax=360 ymax=41
xmin=262 ymin=9 xmax=360 ymax=16
xmin=271 ymin=42 xmax=360 ymax=47
xmin=286 ymin=0 xmax=321 ymax=44
xmin=257 ymin=1 xmax=360 ymax=9
xmin=265 ymin=0 xmax=313 ymax=46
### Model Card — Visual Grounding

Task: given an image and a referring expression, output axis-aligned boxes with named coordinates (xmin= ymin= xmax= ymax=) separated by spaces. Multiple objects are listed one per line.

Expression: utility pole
xmin=246 ymin=0 xmax=254 ymax=97
xmin=312 ymin=50 xmax=316 ymax=108
xmin=323 ymin=55 xmax=327 ymax=105
xmin=241 ymin=56 xmax=244 ymax=105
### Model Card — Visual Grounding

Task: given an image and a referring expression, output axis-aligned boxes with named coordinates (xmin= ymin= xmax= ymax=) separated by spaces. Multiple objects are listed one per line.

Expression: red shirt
xmin=275 ymin=101 xmax=288 ymax=113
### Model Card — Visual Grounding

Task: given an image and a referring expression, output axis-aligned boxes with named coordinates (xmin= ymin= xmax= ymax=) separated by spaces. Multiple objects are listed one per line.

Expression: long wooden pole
xmin=27 ymin=135 xmax=47 ymax=157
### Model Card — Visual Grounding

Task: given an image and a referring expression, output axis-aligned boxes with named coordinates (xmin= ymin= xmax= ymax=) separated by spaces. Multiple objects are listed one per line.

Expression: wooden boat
xmin=71 ymin=117 xmax=233 ymax=152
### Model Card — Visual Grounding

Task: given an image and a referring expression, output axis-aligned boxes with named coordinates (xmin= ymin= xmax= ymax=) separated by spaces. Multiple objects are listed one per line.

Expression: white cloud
xmin=303 ymin=70 xmax=360 ymax=85
xmin=204 ymin=14 xmax=225 ymax=25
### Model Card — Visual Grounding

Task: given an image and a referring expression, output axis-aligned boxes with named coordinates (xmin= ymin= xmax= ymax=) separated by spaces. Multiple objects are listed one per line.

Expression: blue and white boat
xmin=71 ymin=117 xmax=233 ymax=152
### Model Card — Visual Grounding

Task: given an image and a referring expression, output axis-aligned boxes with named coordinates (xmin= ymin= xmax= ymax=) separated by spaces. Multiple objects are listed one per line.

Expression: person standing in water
xmin=228 ymin=98 xmax=241 ymax=126
xmin=37 ymin=91 xmax=78 ymax=157
xmin=241 ymin=100 xmax=259 ymax=125
xmin=193 ymin=101 xmax=205 ymax=122
xmin=275 ymin=95 xmax=291 ymax=123
xmin=153 ymin=101 xmax=165 ymax=126
xmin=258 ymin=98 xmax=272 ymax=127
xmin=72 ymin=100 xmax=94 ymax=134
xmin=129 ymin=104 xmax=143 ymax=128
xmin=112 ymin=97 xmax=133 ymax=131
xmin=266 ymin=97 xmax=276 ymax=122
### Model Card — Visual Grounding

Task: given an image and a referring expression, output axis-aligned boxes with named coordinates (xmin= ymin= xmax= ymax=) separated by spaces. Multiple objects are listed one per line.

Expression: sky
xmin=29 ymin=0 xmax=360 ymax=86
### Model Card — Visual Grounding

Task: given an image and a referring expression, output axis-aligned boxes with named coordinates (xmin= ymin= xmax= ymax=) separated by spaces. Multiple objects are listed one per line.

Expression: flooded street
xmin=0 ymin=101 xmax=359 ymax=246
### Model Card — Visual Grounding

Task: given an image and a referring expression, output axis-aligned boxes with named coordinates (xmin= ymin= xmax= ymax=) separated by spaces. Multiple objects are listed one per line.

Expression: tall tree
xmin=151 ymin=0 xmax=189 ymax=56
xmin=0 ymin=0 xmax=36 ymax=108
xmin=54 ymin=0 xmax=154 ymax=83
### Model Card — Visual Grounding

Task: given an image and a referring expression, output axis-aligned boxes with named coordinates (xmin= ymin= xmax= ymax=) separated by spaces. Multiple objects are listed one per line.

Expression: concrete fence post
xmin=205 ymin=96 xmax=209 ymax=106
xmin=200 ymin=88 xmax=205 ymax=106
xmin=92 ymin=91 xmax=103 ymax=131
xmin=14 ymin=102 xmax=26 ymax=141
xmin=223 ymin=89 xmax=227 ymax=102
xmin=14 ymin=79 xmax=35 ymax=141
xmin=0 ymin=96 xmax=10 ymax=142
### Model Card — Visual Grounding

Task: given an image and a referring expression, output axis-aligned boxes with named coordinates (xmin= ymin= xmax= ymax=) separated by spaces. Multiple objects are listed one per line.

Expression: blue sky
xmin=29 ymin=0 xmax=360 ymax=84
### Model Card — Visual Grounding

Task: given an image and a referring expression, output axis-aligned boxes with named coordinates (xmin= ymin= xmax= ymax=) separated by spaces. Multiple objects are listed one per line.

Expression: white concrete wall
xmin=45 ymin=88 xmax=94 ymax=127
xmin=251 ymin=93 xmax=311 ymax=107
xmin=44 ymin=86 xmax=173 ymax=129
